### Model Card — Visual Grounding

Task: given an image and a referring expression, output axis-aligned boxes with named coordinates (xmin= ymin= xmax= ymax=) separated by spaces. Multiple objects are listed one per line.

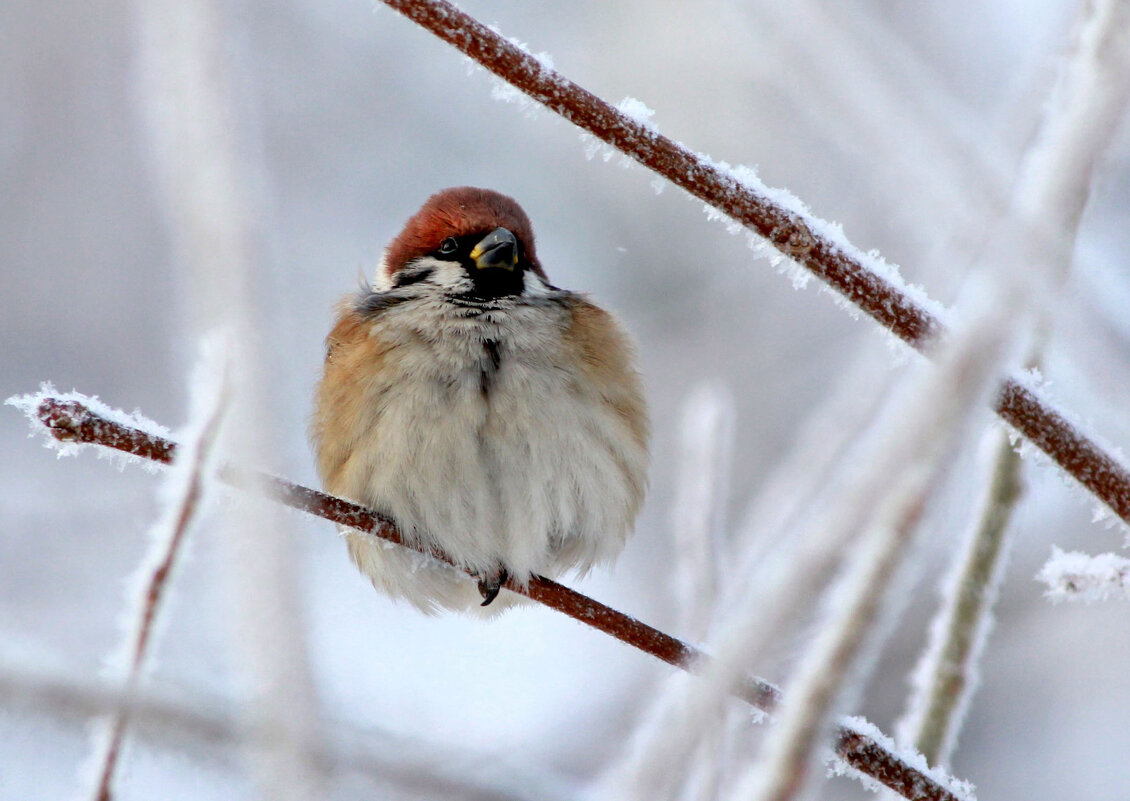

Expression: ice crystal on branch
xmin=1037 ymin=547 xmax=1130 ymax=603
xmin=616 ymin=97 xmax=656 ymax=131
xmin=829 ymin=716 xmax=976 ymax=801
xmin=6 ymin=383 xmax=171 ymax=473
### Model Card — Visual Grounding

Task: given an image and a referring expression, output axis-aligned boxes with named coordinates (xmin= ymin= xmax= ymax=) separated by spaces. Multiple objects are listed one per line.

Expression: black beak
xmin=470 ymin=227 xmax=518 ymax=272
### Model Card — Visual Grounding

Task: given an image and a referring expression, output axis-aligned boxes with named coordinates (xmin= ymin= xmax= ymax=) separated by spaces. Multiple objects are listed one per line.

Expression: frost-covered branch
xmin=1037 ymin=547 xmax=1130 ymax=603
xmin=17 ymin=393 xmax=777 ymax=707
xmin=12 ymin=392 xmax=967 ymax=801
xmin=1011 ymin=0 xmax=1130 ymax=257
xmin=617 ymin=249 xmax=1030 ymax=801
xmin=898 ymin=432 xmax=1022 ymax=766
xmin=86 ymin=359 xmax=229 ymax=801
xmin=378 ymin=0 xmax=1130 ymax=528
xmin=722 ymin=255 xmax=1030 ymax=801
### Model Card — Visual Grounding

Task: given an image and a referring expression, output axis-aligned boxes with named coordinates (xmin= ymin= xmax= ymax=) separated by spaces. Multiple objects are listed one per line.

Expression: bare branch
xmin=22 ymin=394 xmax=966 ymax=801
xmin=377 ymin=0 xmax=1130 ymax=527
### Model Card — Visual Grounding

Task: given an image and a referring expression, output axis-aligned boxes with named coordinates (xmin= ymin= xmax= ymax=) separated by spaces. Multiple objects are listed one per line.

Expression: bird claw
xmin=477 ymin=567 xmax=509 ymax=606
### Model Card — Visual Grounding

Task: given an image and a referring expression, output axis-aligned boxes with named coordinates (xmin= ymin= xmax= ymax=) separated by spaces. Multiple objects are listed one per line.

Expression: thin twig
xmin=377 ymin=0 xmax=1130 ymax=527
xmin=604 ymin=385 xmax=736 ymax=801
xmin=671 ymin=384 xmax=733 ymax=639
xmin=88 ymin=383 xmax=228 ymax=801
xmin=26 ymin=394 xmax=965 ymax=801
xmin=901 ymin=431 xmax=1022 ymax=765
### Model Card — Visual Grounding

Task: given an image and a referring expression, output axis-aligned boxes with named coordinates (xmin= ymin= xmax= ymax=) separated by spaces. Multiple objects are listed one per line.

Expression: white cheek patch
xmin=430 ymin=259 xmax=474 ymax=291
xmin=522 ymin=271 xmax=554 ymax=296
xmin=373 ymin=252 xmax=393 ymax=290
xmin=378 ymin=256 xmax=473 ymax=293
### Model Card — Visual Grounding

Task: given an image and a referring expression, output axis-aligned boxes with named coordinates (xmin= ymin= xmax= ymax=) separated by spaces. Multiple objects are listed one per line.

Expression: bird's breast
xmin=316 ymin=298 xmax=641 ymax=578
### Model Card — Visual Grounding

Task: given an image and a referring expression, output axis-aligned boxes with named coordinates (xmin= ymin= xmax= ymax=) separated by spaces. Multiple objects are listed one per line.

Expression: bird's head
xmin=379 ymin=187 xmax=550 ymax=302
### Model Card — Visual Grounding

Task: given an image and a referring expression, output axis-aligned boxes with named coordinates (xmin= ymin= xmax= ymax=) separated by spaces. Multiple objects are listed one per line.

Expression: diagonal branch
xmin=377 ymin=0 xmax=1130 ymax=527
xmin=23 ymin=394 xmax=967 ymax=801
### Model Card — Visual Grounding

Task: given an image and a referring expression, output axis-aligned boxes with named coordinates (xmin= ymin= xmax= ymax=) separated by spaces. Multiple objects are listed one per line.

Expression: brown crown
xmin=383 ymin=187 xmax=545 ymax=279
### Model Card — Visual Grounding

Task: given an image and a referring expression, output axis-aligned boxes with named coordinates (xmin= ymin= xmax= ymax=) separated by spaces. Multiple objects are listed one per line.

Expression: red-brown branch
xmin=378 ymin=0 xmax=1130 ymax=527
xmin=30 ymin=396 xmax=964 ymax=801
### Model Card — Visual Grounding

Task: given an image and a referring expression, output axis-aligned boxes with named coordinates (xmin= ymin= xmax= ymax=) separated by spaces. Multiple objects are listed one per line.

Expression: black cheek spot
xmin=392 ymin=267 xmax=434 ymax=288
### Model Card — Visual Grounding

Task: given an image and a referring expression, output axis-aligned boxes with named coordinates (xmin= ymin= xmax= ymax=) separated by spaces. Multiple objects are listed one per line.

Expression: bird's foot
xmin=476 ymin=567 xmax=509 ymax=606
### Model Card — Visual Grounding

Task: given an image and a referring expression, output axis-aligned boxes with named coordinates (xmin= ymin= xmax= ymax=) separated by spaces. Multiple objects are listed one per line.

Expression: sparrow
xmin=311 ymin=187 xmax=649 ymax=614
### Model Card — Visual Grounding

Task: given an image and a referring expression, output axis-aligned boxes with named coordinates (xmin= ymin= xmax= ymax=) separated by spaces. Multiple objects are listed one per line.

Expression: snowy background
xmin=3 ymin=0 xmax=1130 ymax=799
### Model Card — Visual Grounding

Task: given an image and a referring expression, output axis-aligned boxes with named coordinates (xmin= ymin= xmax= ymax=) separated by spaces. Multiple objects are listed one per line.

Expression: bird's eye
xmin=438 ymin=237 xmax=459 ymax=256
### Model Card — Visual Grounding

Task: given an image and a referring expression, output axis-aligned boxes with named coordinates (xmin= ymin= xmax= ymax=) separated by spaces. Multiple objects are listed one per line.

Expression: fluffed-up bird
xmin=312 ymin=187 xmax=649 ymax=613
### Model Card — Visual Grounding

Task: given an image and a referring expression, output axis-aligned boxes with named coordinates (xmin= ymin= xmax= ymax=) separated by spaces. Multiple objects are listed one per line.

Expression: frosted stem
xmin=1011 ymin=0 xmax=1130 ymax=254
xmin=901 ymin=432 xmax=1022 ymax=765
xmin=731 ymin=266 xmax=1029 ymax=800
xmin=86 ymin=366 xmax=228 ymax=801
xmin=2 ymin=665 xmax=572 ymax=801
xmin=671 ymin=383 xmax=735 ymax=637
xmin=600 ymin=384 xmax=736 ymax=801
xmin=745 ymin=496 xmax=928 ymax=801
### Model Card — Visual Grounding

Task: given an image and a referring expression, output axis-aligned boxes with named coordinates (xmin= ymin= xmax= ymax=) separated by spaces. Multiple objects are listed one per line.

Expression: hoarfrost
xmin=692 ymin=152 xmax=948 ymax=326
xmin=828 ymin=716 xmax=977 ymax=800
xmin=105 ymin=335 xmax=230 ymax=678
xmin=1037 ymin=546 xmax=1130 ymax=603
xmin=474 ymin=26 xmax=556 ymax=118
xmin=1002 ymin=376 xmax=1130 ymax=533
xmin=5 ymin=383 xmax=171 ymax=474
xmin=1021 ymin=365 xmax=1047 ymax=390
xmin=579 ymin=132 xmax=618 ymax=163
xmin=616 ymin=96 xmax=656 ymax=131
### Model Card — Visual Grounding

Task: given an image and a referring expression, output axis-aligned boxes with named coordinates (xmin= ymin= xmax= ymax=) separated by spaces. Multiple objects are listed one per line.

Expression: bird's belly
xmin=339 ymin=353 xmax=636 ymax=581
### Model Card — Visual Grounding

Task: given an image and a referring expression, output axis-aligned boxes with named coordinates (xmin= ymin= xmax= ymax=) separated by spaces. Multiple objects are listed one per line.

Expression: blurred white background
xmin=3 ymin=1 xmax=1129 ymax=799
